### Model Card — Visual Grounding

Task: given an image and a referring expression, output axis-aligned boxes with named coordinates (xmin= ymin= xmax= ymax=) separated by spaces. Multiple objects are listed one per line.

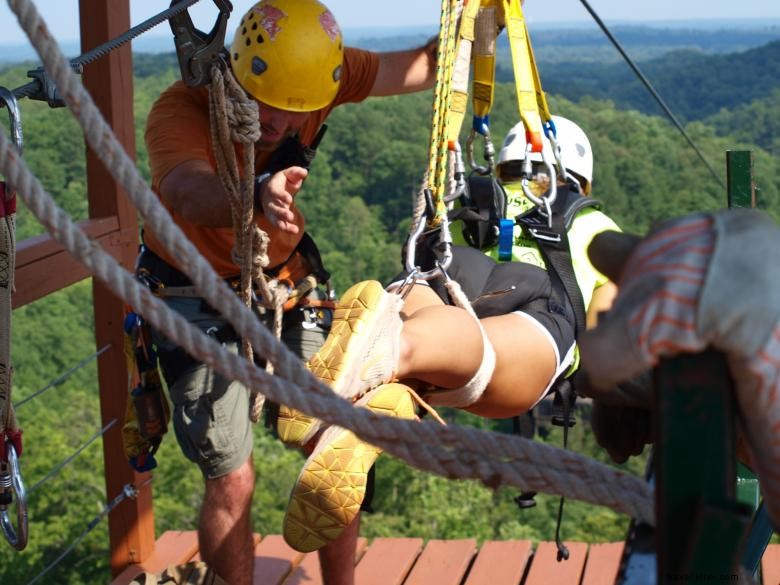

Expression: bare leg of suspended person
xmin=397 ymin=284 xmax=557 ymax=417
xmin=199 ymin=457 xmax=256 ymax=585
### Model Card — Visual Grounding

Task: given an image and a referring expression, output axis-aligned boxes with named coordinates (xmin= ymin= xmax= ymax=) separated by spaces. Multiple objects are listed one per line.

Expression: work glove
xmin=579 ymin=209 xmax=780 ymax=526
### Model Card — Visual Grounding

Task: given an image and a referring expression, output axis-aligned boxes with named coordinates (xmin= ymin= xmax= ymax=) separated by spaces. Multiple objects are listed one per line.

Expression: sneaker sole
xmin=276 ymin=405 xmax=322 ymax=446
xmin=306 ymin=280 xmax=400 ymax=401
xmin=282 ymin=383 xmax=416 ymax=552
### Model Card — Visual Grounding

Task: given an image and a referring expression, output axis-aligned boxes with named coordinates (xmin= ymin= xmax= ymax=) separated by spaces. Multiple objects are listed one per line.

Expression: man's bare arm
xmin=159 ymin=159 xmax=306 ymax=233
xmin=159 ymin=159 xmax=234 ymax=227
xmin=370 ymin=39 xmax=437 ymax=97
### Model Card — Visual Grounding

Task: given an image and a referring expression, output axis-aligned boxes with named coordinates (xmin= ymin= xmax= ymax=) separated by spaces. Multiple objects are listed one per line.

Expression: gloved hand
xmin=579 ymin=209 xmax=780 ymax=526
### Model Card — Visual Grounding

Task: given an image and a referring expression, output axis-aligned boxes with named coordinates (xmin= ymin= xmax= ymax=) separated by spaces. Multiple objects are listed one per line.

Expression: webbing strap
xmin=0 ymin=183 xmax=16 ymax=438
xmin=446 ymin=0 xmax=483 ymax=144
xmin=502 ymin=0 xmax=548 ymax=152
xmin=0 ymin=88 xmax=21 ymax=441
xmin=471 ymin=0 xmax=498 ymax=123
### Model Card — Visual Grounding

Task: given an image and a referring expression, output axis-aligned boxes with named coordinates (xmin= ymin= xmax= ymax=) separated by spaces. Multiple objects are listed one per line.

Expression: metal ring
xmin=0 ymin=441 xmax=28 ymax=551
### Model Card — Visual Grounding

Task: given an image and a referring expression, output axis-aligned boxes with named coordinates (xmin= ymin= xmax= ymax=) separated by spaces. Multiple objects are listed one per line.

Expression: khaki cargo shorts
xmin=152 ymin=296 xmax=329 ymax=479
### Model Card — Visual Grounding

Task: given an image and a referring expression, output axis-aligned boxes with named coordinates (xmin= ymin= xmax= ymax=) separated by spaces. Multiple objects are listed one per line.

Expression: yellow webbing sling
xmin=501 ymin=0 xmax=551 ymax=152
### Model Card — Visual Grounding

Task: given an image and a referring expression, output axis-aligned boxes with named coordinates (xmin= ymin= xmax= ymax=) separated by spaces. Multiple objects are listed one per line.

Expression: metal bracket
xmin=169 ymin=0 xmax=233 ymax=87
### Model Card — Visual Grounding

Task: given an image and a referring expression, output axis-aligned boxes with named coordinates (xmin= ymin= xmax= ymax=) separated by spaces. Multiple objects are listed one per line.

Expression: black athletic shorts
xmin=390 ymin=244 xmax=576 ymax=369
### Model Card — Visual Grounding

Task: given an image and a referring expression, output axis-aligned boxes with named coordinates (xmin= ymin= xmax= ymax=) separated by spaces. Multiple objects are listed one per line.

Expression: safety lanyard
xmin=460 ymin=0 xmax=553 ymax=171
xmin=0 ymin=86 xmax=27 ymax=552
xmin=501 ymin=0 xmax=551 ymax=153
xmin=0 ymin=88 xmax=21 ymax=443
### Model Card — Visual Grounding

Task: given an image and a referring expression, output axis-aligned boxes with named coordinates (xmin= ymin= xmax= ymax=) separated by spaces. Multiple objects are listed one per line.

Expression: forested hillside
xmin=529 ymin=40 xmax=780 ymax=121
xmin=1 ymin=35 xmax=779 ymax=583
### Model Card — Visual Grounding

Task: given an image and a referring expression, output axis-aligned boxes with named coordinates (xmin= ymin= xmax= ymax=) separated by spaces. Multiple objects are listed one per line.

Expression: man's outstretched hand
xmin=260 ymin=166 xmax=307 ymax=234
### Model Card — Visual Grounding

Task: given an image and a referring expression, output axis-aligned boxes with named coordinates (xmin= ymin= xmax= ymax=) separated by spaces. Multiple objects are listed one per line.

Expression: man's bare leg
xmin=319 ymin=513 xmax=360 ymax=585
xmin=199 ymin=457 xmax=256 ymax=585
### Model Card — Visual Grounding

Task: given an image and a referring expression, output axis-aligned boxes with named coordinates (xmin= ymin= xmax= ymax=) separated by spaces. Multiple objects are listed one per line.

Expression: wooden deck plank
xmin=254 ymin=535 xmax=306 ymax=585
xmin=354 ymin=537 xmax=424 ymax=585
xmin=581 ymin=543 xmax=625 ymax=585
xmin=463 ymin=540 xmax=533 ymax=585
xmin=284 ymin=538 xmax=368 ymax=584
xmin=404 ymin=539 xmax=477 ymax=585
xmin=761 ymin=544 xmax=780 ymax=585
xmin=524 ymin=541 xmax=588 ymax=585
xmin=112 ymin=531 xmax=199 ymax=585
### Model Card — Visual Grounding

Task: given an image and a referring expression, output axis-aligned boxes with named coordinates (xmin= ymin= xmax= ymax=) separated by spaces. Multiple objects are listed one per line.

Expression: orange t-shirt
xmin=143 ymin=47 xmax=379 ymax=280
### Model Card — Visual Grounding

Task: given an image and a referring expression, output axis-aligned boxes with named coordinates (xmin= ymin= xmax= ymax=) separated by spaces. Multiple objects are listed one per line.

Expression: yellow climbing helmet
xmin=229 ymin=0 xmax=344 ymax=112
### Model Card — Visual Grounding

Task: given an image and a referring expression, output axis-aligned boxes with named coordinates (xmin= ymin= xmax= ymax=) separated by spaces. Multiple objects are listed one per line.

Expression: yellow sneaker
xmin=282 ymin=383 xmax=416 ymax=552
xmin=307 ymin=280 xmax=402 ymax=400
xmin=275 ymin=405 xmax=320 ymax=447
xmin=275 ymin=280 xmax=403 ymax=447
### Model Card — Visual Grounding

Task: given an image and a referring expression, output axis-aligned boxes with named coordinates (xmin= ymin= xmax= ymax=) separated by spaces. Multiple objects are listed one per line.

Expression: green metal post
xmin=655 ymin=351 xmax=751 ymax=579
xmin=727 ymin=150 xmax=755 ymax=209
xmin=726 ymin=150 xmax=774 ymax=578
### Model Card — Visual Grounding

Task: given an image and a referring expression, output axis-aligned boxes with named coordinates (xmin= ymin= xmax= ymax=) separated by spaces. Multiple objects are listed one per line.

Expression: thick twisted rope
xmin=208 ymin=64 xmax=279 ymax=422
xmin=6 ymin=0 xmax=655 ymax=524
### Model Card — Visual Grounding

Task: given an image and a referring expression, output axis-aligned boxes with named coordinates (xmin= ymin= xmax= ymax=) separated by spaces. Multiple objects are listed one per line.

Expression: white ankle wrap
xmin=425 ymin=320 xmax=496 ymax=408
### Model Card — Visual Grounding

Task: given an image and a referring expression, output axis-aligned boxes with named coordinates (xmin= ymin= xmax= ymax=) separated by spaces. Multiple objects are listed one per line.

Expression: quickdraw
xmin=170 ymin=0 xmax=233 ymax=87
xmin=0 ymin=86 xmax=27 ymax=551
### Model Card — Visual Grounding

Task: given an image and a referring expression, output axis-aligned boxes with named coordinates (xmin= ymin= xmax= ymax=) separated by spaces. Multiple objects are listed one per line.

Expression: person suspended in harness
xmin=279 ymin=116 xmax=623 ymax=553
xmin=131 ymin=1 xmax=438 ymax=584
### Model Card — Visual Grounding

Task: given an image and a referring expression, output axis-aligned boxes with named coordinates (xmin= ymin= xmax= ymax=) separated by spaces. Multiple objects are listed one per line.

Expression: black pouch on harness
xmin=449 ymin=175 xmax=507 ymax=250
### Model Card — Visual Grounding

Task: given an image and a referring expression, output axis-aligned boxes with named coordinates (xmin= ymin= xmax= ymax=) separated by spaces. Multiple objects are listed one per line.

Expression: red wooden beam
xmin=78 ymin=0 xmax=151 ymax=577
xmin=13 ymin=217 xmax=124 ymax=308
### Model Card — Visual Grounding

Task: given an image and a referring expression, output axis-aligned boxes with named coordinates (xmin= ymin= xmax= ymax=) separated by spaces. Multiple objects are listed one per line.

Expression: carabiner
xmin=0 ymin=87 xmax=23 ymax=155
xmin=544 ymin=123 xmax=579 ymax=192
xmin=169 ymin=0 xmax=233 ymax=87
xmin=466 ymin=116 xmax=495 ymax=176
xmin=0 ymin=441 xmax=28 ymax=551
xmin=520 ymin=144 xmax=557 ymax=227
xmin=444 ymin=142 xmax=467 ymax=203
xmin=404 ymin=214 xmax=453 ymax=282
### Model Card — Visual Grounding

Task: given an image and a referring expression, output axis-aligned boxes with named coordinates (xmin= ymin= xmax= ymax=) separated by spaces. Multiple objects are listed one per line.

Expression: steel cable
xmin=578 ymin=0 xmax=727 ymax=191
xmin=27 ymin=419 xmax=117 ymax=494
xmin=14 ymin=345 xmax=110 ymax=409
xmin=24 ymin=476 xmax=151 ymax=585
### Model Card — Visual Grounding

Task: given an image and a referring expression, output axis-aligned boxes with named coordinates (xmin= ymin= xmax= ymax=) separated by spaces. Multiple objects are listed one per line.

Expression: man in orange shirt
xmin=138 ymin=1 xmax=436 ymax=583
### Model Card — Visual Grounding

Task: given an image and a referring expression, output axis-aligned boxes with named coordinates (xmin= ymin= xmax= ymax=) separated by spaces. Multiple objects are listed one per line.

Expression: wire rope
xmin=24 ymin=477 xmax=152 ymax=585
xmin=578 ymin=0 xmax=727 ymax=191
xmin=8 ymin=0 xmax=203 ymax=102
xmin=27 ymin=419 xmax=117 ymax=495
xmin=14 ymin=345 xmax=110 ymax=409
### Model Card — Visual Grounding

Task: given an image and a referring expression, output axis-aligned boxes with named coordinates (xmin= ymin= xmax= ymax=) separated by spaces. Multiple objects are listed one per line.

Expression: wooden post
xmin=78 ymin=0 xmax=154 ymax=575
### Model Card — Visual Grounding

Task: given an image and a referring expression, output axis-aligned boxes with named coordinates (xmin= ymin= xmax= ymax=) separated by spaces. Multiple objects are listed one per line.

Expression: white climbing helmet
xmin=497 ymin=116 xmax=594 ymax=194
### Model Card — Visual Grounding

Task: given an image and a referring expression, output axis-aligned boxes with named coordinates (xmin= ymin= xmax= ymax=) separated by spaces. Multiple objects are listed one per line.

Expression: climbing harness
xmin=0 ymin=87 xmax=27 ymax=551
xmin=408 ymin=0 xmax=605 ymax=561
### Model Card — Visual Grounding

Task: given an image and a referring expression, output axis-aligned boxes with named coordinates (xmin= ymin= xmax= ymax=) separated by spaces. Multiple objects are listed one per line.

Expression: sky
xmin=1 ymin=0 xmax=780 ymax=47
